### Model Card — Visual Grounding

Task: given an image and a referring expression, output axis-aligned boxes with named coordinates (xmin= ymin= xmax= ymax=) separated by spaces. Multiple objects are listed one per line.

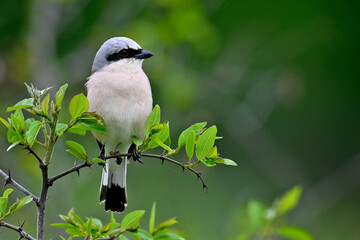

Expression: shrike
xmin=86 ymin=37 xmax=153 ymax=212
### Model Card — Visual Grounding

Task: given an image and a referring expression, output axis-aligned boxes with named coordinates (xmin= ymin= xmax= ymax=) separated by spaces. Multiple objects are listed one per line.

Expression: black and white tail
xmin=100 ymin=146 xmax=128 ymax=212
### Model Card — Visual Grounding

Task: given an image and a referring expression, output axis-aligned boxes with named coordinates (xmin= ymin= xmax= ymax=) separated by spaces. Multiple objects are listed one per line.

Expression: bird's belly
xmin=88 ymin=71 xmax=152 ymax=150
xmin=91 ymin=96 xmax=151 ymax=149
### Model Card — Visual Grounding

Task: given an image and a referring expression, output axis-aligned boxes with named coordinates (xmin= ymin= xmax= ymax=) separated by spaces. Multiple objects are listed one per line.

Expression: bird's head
xmin=91 ymin=37 xmax=153 ymax=72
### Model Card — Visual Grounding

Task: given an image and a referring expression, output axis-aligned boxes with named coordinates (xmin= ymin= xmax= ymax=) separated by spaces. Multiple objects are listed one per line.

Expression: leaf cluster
xmin=0 ymin=188 xmax=32 ymax=221
xmin=52 ymin=203 xmax=184 ymax=240
xmin=238 ymin=185 xmax=314 ymax=240
xmin=0 ymin=83 xmax=235 ymax=239
xmin=135 ymin=105 xmax=237 ymax=168
xmin=0 ymin=83 xmax=106 ymax=162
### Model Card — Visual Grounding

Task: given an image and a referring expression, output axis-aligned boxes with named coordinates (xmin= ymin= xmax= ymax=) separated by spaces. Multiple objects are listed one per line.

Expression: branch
xmin=23 ymin=146 xmax=44 ymax=167
xmin=48 ymin=161 xmax=91 ymax=185
xmin=0 ymin=221 xmax=36 ymax=240
xmin=0 ymin=169 xmax=39 ymax=203
xmin=105 ymin=153 xmax=208 ymax=190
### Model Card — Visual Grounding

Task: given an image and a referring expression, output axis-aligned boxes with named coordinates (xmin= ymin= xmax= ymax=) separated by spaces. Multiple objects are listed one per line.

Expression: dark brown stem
xmin=0 ymin=169 xmax=39 ymax=202
xmin=0 ymin=221 xmax=36 ymax=240
xmin=48 ymin=161 xmax=91 ymax=184
xmin=105 ymin=153 xmax=208 ymax=190
xmin=36 ymin=118 xmax=58 ymax=240
xmin=37 ymin=165 xmax=49 ymax=240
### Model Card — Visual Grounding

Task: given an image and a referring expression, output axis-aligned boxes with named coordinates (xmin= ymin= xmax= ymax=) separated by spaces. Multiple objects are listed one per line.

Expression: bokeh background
xmin=0 ymin=0 xmax=359 ymax=239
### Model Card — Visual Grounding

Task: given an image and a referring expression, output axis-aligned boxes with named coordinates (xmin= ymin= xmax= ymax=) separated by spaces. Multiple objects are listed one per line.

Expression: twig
xmin=105 ymin=153 xmax=208 ymax=190
xmin=0 ymin=221 xmax=36 ymax=240
xmin=48 ymin=161 xmax=91 ymax=185
xmin=0 ymin=169 xmax=39 ymax=203
xmin=23 ymin=146 xmax=44 ymax=167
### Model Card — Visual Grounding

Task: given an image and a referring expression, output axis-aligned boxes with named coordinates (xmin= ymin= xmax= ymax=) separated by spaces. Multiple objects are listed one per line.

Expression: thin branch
xmin=105 ymin=153 xmax=208 ymax=190
xmin=0 ymin=221 xmax=36 ymax=240
xmin=0 ymin=169 xmax=39 ymax=203
xmin=48 ymin=161 xmax=91 ymax=185
xmin=23 ymin=146 xmax=44 ymax=167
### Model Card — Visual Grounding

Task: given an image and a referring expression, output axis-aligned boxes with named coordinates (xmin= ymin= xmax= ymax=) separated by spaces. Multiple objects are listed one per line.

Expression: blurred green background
xmin=0 ymin=0 xmax=359 ymax=239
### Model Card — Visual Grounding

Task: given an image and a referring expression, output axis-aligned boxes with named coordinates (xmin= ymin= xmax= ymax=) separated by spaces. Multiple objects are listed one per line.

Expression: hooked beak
xmin=135 ymin=50 xmax=154 ymax=59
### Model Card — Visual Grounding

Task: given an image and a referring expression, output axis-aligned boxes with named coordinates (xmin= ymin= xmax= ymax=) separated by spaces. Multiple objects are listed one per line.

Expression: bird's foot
xmin=128 ymin=142 xmax=143 ymax=164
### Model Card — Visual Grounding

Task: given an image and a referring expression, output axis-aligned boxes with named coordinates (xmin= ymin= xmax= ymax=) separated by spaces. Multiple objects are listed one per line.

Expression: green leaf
xmin=110 ymin=211 xmax=116 ymax=224
xmin=196 ymin=126 xmax=217 ymax=160
xmin=7 ymin=98 xmax=34 ymax=112
xmin=56 ymin=123 xmax=86 ymax=136
xmin=25 ymin=118 xmax=34 ymax=130
xmin=25 ymin=83 xmax=34 ymax=98
xmin=7 ymin=141 xmax=21 ymax=151
xmin=7 ymin=129 xmax=21 ymax=143
xmin=100 ymin=222 xmax=120 ymax=233
xmin=86 ymin=217 xmax=93 ymax=235
xmin=276 ymin=185 xmax=303 ymax=216
xmin=92 ymin=218 xmax=103 ymax=229
xmin=201 ymin=157 xmax=217 ymax=167
xmin=134 ymin=229 xmax=153 ymax=240
xmin=276 ymin=226 xmax=314 ymax=240
xmin=145 ymin=105 xmax=161 ymax=137
xmin=0 ymin=117 xmax=12 ymax=129
xmin=247 ymin=200 xmax=265 ymax=228
xmin=154 ymin=218 xmax=178 ymax=233
xmin=121 ymin=210 xmax=145 ymax=230
xmin=0 ymin=197 xmax=8 ymax=215
xmin=55 ymin=123 xmax=67 ymax=133
xmin=149 ymin=202 xmax=156 ymax=234
xmin=178 ymin=122 xmax=207 ymax=148
xmin=59 ymin=214 xmax=71 ymax=223
xmin=92 ymin=158 xmax=106 ymax=164
xmin=7 ymin=195 xmax=32 ymax=215
xmin=65 ymin=141 xmax=88 ymax=161
xmin=185 ymin=130 xmax=196 ymax=160
xmin=74 ymin=112 xmax=107 ymax=134
xmin=148 ymin=123 xmax=170 ymax=149
xmin=153 ymin=232 xmax=184 ymax=240
xmin=71 ymin=210 xmax=85 ymax=229
xmin=66 ymin=225 xmax=84 ymax=237
xmin=51 ymin=223 xmax=73 ymax=228
xmin=2 ymin=189 xmax=13 ymax=198
xmin=38 ymin=86 xmax=53 ymax=98
xmin=206 ymin=147 xmax=219 ymax=159
xmin=154 ymin=138 xmax=173 ymax=152
xmin=11 ymin=109 xmax=26 ymax=134
xmin=132 ymin=136 xmax=143 ymax=147
xmin=165 ymin=133 xmax=171 ymax=147
xmin=55 ymin=83 xmax=68 ymax=108
xmin=25 ymin=120 xmax=41 ymax=147
xmin=41 ymin=94 xmax=50 ymax=115
xmin=215 ymin=158 xmax=237 ymax=166
xmin=68 ymin=126 xmax=86 ymax=135
xmin=75 ymin=121 xmax=106 ymax=134
xmin=69 ymin=94 xmax=89 ymax=120
xmin=66 ymin=150 xmax=87 ymax=162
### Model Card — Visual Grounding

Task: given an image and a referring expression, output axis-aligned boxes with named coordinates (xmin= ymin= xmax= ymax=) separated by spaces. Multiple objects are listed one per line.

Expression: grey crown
xmin=91 ymin=37 xmax=142 ymax=72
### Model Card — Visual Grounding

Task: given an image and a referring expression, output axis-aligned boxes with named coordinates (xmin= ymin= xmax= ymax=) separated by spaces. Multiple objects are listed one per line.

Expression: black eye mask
xmin=106 ymin=48 xmax=142 ymax=61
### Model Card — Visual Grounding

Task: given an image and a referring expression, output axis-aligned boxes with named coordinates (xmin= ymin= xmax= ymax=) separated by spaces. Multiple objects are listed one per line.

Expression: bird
xmin=86 ymin=37 xmax=153 ymax=212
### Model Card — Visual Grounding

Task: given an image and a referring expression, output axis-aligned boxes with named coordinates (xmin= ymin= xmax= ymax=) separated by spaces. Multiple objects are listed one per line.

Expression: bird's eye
xmin=119 ymin=49 xmax=129 ymax=57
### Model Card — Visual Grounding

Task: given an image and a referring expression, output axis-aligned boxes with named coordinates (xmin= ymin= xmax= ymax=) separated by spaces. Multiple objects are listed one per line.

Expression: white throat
xmin=101 ymin=59 xmax=144 ymax=73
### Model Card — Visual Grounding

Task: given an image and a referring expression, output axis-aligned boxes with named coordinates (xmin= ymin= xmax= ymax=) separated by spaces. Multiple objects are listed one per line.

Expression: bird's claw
xmin=129 ymin=142 xmax=143 ymax=164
